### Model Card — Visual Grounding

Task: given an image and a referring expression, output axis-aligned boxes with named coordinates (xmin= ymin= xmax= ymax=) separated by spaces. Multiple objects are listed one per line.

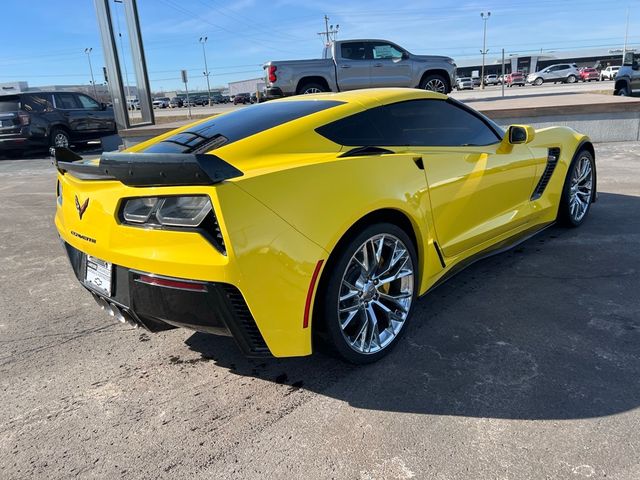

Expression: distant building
xmin=455 ymin=46 xmax=639 ymax=77
xmin=0 ymin=82 xmax=29 ymax=94
xmin=228 ymin=78 xmax=265 ymax=97
xmin=0 ymin=81 xmax=111 ymax=102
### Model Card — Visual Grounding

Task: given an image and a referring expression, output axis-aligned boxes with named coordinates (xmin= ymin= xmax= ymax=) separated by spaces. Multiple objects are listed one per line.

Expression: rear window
xmin=0 ymin=96 xmax=20 ymax=112
xmin=143 ymin=100 xmax=344 ymax=154
xmin=22 ymin=93 xmax=54 ymax=112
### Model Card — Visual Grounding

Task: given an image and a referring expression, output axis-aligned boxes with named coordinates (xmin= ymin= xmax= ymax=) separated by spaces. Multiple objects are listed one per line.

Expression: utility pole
xmin=480 ymin=11 xmax=491 ymax=90
xmin=317 ymin=15 xmax=339 ymax=46
xmin=84 ymin=47 xmax=98 ymax=99
xmin=199 ymin=36 xmax=212 ymax=106
xmin=501 ymin=48 xmax=505 ymax=98
xmin=622 ymin=7 xmax=630 ymax=64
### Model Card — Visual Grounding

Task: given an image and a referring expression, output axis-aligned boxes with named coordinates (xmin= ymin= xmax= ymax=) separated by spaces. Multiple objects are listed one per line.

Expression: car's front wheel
xmin=419 ymin=74 xmax=449 ymax=94
xmin=319 ymin=223 xmax=418 ymax=364
xmin=533 ymin=77 xmax=543 ymax=86
xmin=558 ymin=150 xmax=595 ymax=227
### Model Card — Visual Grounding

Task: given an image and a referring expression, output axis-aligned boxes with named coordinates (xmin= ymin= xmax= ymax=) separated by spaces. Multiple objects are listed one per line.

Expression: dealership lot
xmin=0 ymin=142 xmax=639 ymax=479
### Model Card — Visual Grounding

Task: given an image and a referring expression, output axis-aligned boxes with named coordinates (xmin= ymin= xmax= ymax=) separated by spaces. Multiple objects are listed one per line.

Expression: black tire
xmin=317 ymin=222 xmax=418 ymax=364
xmin=419 ymin=74 xmax=449 ymax=94
xmin=298 ymin=82 xmax=327 ymax=95
xmin=616 ymin=85 xmax=630 ymax=96
xmin=50 ymin=128 xmax=70 ymax=149
xmin=534 ymin=77 xmax=543 ymax=86
xmin=558 ymin=149 xmax=595 ymax=227
xmin=566 ymin=75 xmax=577 ymax=84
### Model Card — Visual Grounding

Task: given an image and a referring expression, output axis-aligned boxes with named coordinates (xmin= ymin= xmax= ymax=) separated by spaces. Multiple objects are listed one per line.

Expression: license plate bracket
xmin=84 ymin=255 xmax=113 ymax=297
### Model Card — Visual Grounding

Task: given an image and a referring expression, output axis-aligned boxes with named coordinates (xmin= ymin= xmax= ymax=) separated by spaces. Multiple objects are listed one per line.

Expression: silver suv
xmin=527 ymin=64 xmax=580 ymax=86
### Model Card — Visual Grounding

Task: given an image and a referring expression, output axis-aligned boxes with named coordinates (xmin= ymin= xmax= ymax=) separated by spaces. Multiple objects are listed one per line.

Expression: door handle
xmin=339 ymin=64 xmax=351 ymax=69
xmin=373 ymin=63 xmax=383 ymax=67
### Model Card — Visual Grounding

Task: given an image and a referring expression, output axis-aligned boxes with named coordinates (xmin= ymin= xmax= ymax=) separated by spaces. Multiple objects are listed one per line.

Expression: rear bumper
xmin=0 ymin=133 xmax=47 ymax=151
xmin=265 ymin=87 xmax=285 ymax=99
xmin=63 ymin=241 xmax=271 ymax=357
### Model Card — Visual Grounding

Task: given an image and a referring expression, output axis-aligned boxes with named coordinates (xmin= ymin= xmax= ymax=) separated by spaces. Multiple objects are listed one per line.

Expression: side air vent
xmin=222 ymin=285 xmax=270 ymax=356
xmin=531 ymin=147 xmax=561 ymax=200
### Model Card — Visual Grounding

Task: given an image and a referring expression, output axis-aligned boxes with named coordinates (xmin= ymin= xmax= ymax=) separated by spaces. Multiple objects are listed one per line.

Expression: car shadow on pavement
xmin=185 ymin=192 xmax=640 ymax=420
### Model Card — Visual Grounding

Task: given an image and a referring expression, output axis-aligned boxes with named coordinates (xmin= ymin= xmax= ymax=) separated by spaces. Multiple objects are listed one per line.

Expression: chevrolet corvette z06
xmin=54 ymin=88 xmax=596 ymax=363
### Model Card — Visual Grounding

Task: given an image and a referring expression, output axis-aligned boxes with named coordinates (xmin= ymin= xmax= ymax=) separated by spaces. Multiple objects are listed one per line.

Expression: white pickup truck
xmin=263 ymin=39 xmax=457 ymax=98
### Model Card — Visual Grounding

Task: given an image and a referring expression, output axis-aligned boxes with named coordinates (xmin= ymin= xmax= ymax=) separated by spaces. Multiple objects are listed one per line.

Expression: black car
xmin=169 ymin=97 xmax=184 ymax=108
xmin=0 ymin=91 xmax=116 ymax=154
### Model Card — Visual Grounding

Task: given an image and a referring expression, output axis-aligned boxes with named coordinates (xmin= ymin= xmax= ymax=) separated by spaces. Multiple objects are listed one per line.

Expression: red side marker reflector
xmin=303 ymin=260 xmax=324 ymax=329
xmin=136 ymin=274 xmax=208 ymax=292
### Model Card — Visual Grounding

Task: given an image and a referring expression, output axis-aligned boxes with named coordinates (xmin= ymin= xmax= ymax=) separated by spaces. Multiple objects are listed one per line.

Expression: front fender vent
xmin=531 ymin=147 xmax=561 ymax=200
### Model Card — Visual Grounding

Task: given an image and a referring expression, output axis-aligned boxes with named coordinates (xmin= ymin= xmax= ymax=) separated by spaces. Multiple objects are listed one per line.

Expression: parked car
xmin=52 ymin=88 xmax=597 ymax=363
xmin=264 ymin=39 xmax=456 ymax=98
xmin=127 ymin=98 xmax=140 ymax=110
xmin=233 ymin=93 xmax=251 ymax=105
xmin=169 ymin=97 xmax=184 ymax=108
xmin=152 ymin=97 xmax=170 ymax=108
xmin=472 ymin=77 xmax=481 ymax=87
xmin=600 ymin=65 xmax=621 ymax=81
xmin=579 ymin=67 xmax=600 ymax=82
xmin=483 ymin=74 xmax=499 ymax=86
xmin=505 ymin=72 xmax=526 ymax=87
xmin=0 ymin=91 xmax=116 ymax=154
xmin=194 ymin=96 xmax=209 ymax=106
xmin=456 ymin=77 xmax=474 ymax=90
xmin=183 ymin=97 xmax=197 ymax=107
xmin=527 ymin=64 xmax=580 ymax=85
xmin=614 ymin=52 xmax=640 ymax=96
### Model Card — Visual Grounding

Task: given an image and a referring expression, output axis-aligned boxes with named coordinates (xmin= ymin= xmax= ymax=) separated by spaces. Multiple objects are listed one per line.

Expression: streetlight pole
xmin=622 ymin=7 xmax=630 ymax=64
xmin=199 ymin=36 xmax=212 ymax=106
xmin=480 ymin=11 xmax=491 ymax=90
xmin=84 ymin=47 xmax=98 ymax=99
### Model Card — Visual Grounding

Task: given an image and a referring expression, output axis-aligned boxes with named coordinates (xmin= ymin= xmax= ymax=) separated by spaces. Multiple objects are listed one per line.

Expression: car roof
xmin=275 ymin=87 xmax=446 ymax=108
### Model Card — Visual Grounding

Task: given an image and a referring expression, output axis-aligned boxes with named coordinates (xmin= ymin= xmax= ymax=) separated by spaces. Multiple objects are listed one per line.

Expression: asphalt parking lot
xmin=1 ymin=142 xmax=639 ymax=479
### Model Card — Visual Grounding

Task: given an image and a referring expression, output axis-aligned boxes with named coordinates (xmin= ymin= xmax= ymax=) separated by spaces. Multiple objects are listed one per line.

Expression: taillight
xmin=268 ymin=65 xmax=277 ymax=83
xmin=17 ymin=111 xmax=30 ymax=126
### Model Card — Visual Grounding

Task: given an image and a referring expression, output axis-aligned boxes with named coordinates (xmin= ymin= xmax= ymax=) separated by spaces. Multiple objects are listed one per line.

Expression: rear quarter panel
xmin=527 ymin=126 xmax=593 ymax=223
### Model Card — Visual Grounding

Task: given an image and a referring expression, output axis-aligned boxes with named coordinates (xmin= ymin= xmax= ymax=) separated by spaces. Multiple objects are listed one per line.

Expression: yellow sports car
xmin=54 ymin=88 xmax=596 ymax=363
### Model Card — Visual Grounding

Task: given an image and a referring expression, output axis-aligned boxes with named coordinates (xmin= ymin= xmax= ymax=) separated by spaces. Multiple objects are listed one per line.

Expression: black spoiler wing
xmin=52 ymin=147 xmax=243 ymax=187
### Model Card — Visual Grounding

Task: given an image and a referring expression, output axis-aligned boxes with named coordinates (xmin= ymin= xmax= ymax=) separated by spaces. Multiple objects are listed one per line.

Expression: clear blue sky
xmin=1 ymin=0 xmax=638 ymax=93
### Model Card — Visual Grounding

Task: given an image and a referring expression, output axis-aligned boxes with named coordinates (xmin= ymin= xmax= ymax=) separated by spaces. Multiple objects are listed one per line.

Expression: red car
xmin=506 ymin=72 xmax=525 ymax=87
xmin=579 ymin=67 xmax=600 ymax=82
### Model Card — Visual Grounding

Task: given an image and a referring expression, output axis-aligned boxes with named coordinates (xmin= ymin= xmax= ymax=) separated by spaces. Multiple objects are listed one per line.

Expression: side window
xmin=370 ymin=42 xmax=403 ymax=60
xmin=316 ymin=100 xmax=501 ymax=147
xmin=315 ymin=108 xmax=386 ymax=145
xmin=77 ymin=94 xmax=100 ymax=110
xmin=54 ymin=93 xmax=80 ymax=109
xmin=340 ymin=42 xmax=368 ymax=61
xmin=22 ymin=93 xmax=54 ymax=113
xmin=382 ymin=100 xmax=501 ymax=147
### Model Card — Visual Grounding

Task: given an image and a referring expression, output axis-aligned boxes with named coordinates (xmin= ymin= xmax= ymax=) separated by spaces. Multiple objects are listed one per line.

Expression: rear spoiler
xmin=52 ymin=147 xmax=243 ymax=187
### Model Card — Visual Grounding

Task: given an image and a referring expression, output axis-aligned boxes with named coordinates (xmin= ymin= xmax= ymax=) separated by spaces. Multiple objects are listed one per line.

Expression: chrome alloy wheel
xmin=423 ymin=78 xmax=447 ymax=93
xmin=337 ymin=234 xmax=414 ymax=355
xmin=54 ymin=132 xmax=69 ymax=148
xmin=569 ymin=154 xmax=593 ymax=222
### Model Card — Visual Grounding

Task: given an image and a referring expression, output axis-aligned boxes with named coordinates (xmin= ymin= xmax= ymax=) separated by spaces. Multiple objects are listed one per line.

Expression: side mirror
xmin=401 ymin=52 xmax=409 ymax=60
xmin=507 ymin=125 xmax=535 ymax=145
xmin=100 ymin=102 xmax=107 ymax=110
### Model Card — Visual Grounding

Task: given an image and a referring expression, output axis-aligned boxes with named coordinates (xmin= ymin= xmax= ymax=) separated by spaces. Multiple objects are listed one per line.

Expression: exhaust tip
xmin=121 ymin=310 xmax=139 ymax=329
xmin=109 ymin=303 xmax=126 ymax=323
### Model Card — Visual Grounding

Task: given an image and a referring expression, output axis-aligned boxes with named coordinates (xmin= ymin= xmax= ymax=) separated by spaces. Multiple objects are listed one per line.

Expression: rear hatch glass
xmin=143 ymin=100 xmax=344 ymax=154
xmin=0 ymin=96 xmax=20 ymax=131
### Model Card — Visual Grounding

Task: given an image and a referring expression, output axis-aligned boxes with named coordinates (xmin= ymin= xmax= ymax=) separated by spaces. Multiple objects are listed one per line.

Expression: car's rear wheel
xmin=299 ymin=82 xmax=327 ymax=95
xmin=419 ymin=74 xmax=448 ymax=94
xmin=566 ymin=75 xmax=577 ymax=83
xmin=558 ymin=150 xmax=595 ymax=227
xmin=50 ymin=128 xmax=70 ymax=148
xmin=320 ymin=223 xmax=417 ymax=364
